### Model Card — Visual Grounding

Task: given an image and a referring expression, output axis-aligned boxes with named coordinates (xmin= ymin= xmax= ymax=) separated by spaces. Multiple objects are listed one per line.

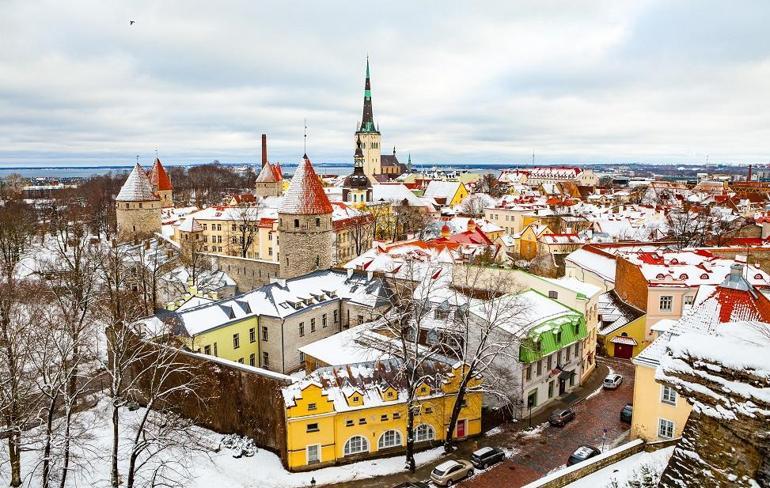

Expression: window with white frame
xmin=659 ymin=296 xmax=673 ymax=312
xmin=378 ymin=430 xmax=402 ymax=449
xmin=658 ymin=418 xmax=674 ymax=439
xmin=661 ymin=385 xmax=677 ymax=405
xmin=344 ymin=436 xmax=369 ymax=456
xmin=306 ymin=444 xmax=320 ymax=464
xmin=415 ymin=424 xmax=435 ymax=442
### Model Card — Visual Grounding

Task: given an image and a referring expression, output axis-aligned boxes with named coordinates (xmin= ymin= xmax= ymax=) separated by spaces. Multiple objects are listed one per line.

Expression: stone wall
xmin=116 ymin=201 xmax=162 ymax=242
xmin=657 ymin=336 xmax=770 ymax=488
xmin=278 ymin=213 xmax=334 ymax=279
xmin=211 ymin=254 xmax=280 ymax=292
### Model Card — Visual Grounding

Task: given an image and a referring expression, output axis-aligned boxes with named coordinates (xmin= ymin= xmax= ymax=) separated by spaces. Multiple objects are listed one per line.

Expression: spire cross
xmin=303 ymin=118 xmax=308 ymax=155
xmin=136 ymin=155 xmax=139 ymax=164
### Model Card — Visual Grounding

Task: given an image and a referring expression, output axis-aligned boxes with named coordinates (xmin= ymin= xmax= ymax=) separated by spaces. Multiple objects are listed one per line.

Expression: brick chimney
xmin=261 ymin=134 xmax=268 ymax=167
xmin=748 ymin=164 xmax=753 ymax=181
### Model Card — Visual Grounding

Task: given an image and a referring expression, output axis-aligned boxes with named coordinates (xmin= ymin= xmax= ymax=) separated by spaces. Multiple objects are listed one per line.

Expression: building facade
xmin=116 ymin=162 xmax=162 ymax=241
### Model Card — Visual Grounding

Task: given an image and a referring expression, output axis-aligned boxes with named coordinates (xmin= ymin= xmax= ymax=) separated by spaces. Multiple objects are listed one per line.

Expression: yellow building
xmin=423 ymin=180 xmax=469 ymax=207
xmin=282 ymin=362 xmax=483 ymax=471
xmin=185 ymin=315 xmax=261 ymax=367
xmin=596 ymin=291 xmax=647 ymax=359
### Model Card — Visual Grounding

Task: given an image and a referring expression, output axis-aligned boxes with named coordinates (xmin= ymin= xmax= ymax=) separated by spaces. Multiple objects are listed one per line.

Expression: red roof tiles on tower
xmin=279 ymin=156 xmax=333 ymax=215
xmin=149 ymin=158 xmax=173 ymax=191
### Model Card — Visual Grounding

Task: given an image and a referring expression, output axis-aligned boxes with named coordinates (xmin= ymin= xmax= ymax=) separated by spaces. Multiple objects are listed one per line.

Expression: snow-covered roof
xmin=298 ymin=322 xmax=390 ymax=366
xmin=565 ymin=247 xmax=616 ymax=283
xmin=279 ymin=157 xmax=333 ymax=215
xmin=423 ymin=180 xmax=462 ymax=202
xmin=116 ymin=163 xmax=159 ymax=202
xmin=177 ymin=217 xmax=202 ymax=233
xmin=371 ymin=184 xmax=426 ymax=207
xmin=155 ymin=270 xmax=388 ymax=336
xmin=256 ymin=162 xmax=283 ymax=183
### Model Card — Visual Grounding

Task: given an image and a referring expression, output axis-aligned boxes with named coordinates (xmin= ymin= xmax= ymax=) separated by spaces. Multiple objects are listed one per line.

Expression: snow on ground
xmin=565 ymin=447 xmax=674 ymax=487
xmin=0 ymin=399 xmax=445 ymax=488
xmin=518 ymin=422 xmax=548 ymax=440
xmin=484 ymin=426 xmax=504 ymax=437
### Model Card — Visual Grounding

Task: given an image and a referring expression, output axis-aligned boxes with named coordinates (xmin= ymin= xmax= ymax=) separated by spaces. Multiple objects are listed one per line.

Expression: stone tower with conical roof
xmin=148 ymin=157 xmax=174 ymax=208
xmin=355 ymin=57 xmax=382 ymax=177
xmin=277 ymin=155 xmax=334 ymax=279
xmin=116 ymin=163 xmax=162 ymax=241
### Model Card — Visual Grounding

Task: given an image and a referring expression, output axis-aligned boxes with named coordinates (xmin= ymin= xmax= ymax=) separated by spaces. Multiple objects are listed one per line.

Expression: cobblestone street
xmin=462 ymin=356 xmax=634 ymax=487
xmin=331 ymin=357 xmax=634 ymax=488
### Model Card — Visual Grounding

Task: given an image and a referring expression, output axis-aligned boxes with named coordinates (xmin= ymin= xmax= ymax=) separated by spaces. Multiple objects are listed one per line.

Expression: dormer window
xmin=679 ymin=274 xmax=688 ymax=280
xmin=755 ymin=274 xmax=763 ymax=280
xmin=656 ymin=273 xmax=665 ymax=279
xmin=700 ymin=273 xmax=709 ymax=279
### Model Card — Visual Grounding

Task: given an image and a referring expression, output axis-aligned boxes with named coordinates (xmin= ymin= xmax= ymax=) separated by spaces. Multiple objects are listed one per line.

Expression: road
xmin=333 ymin=357 xmax=634 ymax=488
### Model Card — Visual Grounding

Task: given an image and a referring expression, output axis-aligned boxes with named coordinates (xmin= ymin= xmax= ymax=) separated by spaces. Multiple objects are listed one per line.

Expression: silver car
xmin=430 ymin=459 xmax=474 ymax=486
xmin=603 ymin=373 xmax=623 ymax=389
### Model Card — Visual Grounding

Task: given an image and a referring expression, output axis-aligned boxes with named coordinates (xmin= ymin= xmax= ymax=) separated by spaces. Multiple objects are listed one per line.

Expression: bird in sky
xmin=129 ymin=20 xmax=135 ymax=26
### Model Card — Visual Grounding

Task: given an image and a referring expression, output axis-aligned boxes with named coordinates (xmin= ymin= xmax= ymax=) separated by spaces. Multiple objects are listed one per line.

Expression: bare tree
xmin=458 ymin=193 xmax=496 ymax=218
xmin=226 ymin=204 xmax=262 ymax=258
xmin=39 ymin=218 xmax=101 ymax=488
xmin=475 ymin=173 xmax=505 ymax=198
xmin=392 ymin=200 xmax=430 ymax=241
xmin=372 ymin=259 xmax=448 ymax=472
xmin=438 ymin=266 xmax=528 ymax=452
xmin=347 ymin=214 xmax=374 ymax=258
xmin=179 ymin=235 xmax=211 ymax=288
xmin=0 ymin=199 xmax=37 ymax=487
xmin=122 ymin=338 xmax=208 ymax=488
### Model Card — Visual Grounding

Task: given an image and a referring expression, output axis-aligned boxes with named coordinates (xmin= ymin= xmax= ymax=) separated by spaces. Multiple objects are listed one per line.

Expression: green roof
xmin=519 ymin=313 xmax=587 ymax=363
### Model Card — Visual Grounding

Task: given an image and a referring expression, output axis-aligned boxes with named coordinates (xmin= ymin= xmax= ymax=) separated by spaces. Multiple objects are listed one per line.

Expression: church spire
xmin=359 ymin=57 xmax=377 ymax=133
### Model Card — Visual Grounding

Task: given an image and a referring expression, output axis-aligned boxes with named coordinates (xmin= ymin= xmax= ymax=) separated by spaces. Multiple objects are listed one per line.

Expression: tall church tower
xmin=355 ymin=58 xmax=382 ymax=177
xmin=277 ymin=155 xmax=334 ymax=279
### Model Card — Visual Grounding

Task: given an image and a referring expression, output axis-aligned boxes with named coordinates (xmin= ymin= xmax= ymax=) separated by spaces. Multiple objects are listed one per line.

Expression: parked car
xmin=620 ymin=403 xmax=633 ymax=423
xmin=603 ymin=373 xmax=623 ymax=389
xmin=548 ymin=408 xmax=576 ymax=427
xmin=567 ymin=445 xmax=602 ymax=466
xmin=392 ymin=483 xmax=430 ymax=488
xmin=470 ymin=446 xmax=506 ymax=469
xmin=430 ymin=459 xmax=475 ymax=486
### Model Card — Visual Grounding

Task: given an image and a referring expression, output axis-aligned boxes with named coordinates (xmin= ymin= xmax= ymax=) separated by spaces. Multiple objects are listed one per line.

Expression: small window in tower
xmin=316 ymin=256 xmax=320 ymax=267
xmin=294 ymin=219 xmax=299 ymax=228
xmin=316 ymin=218 xmax=320 ymax=227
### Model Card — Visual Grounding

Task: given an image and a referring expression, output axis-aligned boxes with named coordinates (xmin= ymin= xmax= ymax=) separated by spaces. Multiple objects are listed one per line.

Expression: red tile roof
xmin=149 ymin=158 xmax=173 ymax=191
xmin=279 ymin=156 xmax=333 ymax=215
xmin=712 ymin=286 xmax=770 ymax=323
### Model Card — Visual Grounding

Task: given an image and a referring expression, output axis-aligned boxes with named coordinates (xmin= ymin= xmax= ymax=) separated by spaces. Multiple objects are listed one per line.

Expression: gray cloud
xmin=1 ymin=0 xmax=769 ymax=167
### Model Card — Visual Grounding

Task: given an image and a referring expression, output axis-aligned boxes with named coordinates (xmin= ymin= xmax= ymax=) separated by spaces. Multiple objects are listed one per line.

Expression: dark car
xmin=548 ymin=408 xmax=576 ymax=427
xmin=470 ymin=446 xmax=506 ymax=469
xmin=567 ymin=445 xmax=601 ymax=466
xmin=392 ymin=483 xmax=430 ymax=488
xmin=620 ymin=403 xmax=633 ymax=423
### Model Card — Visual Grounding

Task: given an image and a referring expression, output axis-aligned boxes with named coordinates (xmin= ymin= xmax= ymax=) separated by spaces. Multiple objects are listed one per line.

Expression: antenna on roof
xmin=155 ymin=147 xmax=159 ymax=159
xmin=532 ymin=150 xmax=535 ymax=165
xmin=136 ymin=155 xmax=139 ymax=165
xmin=303 ymin=118 xmax=308 ymax=156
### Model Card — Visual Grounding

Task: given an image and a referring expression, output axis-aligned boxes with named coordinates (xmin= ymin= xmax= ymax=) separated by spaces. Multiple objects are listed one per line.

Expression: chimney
xmin=748 ymin=164 xmax=753 ymax=182
xmin=261 ymin=134 xmax=268 ymax=167
xmin=467 ymin=219 xmax=477 ymax=233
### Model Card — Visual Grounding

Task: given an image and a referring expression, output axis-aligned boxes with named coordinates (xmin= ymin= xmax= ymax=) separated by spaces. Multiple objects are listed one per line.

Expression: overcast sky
xmin=1 ymin=0 xmax=769 ymax=167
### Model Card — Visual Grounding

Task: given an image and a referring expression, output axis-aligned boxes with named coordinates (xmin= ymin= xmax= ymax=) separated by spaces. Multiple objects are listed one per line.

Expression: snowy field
xmin=0 ymin=399 xmax=445 ymax=488
xmin=565 ymin=446 xmax=674 ymax=487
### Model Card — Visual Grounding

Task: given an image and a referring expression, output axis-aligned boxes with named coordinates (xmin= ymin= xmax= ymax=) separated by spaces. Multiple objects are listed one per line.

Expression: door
xmin=559 ymin=379 xmax=566 ymax=395
xmin=456 ymin=419 xmax=466 ymax=438
xmin=614 ymin=342 xmax=633 ymax=359
xmin=307 ymin=444 xmax=320 ymax=464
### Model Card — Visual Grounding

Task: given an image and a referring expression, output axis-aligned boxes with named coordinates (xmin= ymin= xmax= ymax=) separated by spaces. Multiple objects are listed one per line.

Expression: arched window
xmin=700 ymin=273 xmax=709 ymax=279
xmin=344 ymin=436 xmax=369 ymax=456
xmin=415 ymin=424 xmax=435 ymax=442
xmin=316 ymin=217 xmax=320 ymax=227
xmin=378 ymin=430 xmax=402 ymax=449
xmin=755 ymin=273 xmax=763 ymax=280
xmin=679 ymin=274 xmax=688 ymax=280
xmin=656 ymin=273 xmax=665 ymax=279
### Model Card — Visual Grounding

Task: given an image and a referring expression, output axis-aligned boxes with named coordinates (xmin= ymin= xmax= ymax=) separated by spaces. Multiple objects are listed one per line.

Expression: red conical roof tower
xmin=149 ymin=158 xmax=173 ymax=192
xmin=279 ymin=156 xmax=333 ymax=215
